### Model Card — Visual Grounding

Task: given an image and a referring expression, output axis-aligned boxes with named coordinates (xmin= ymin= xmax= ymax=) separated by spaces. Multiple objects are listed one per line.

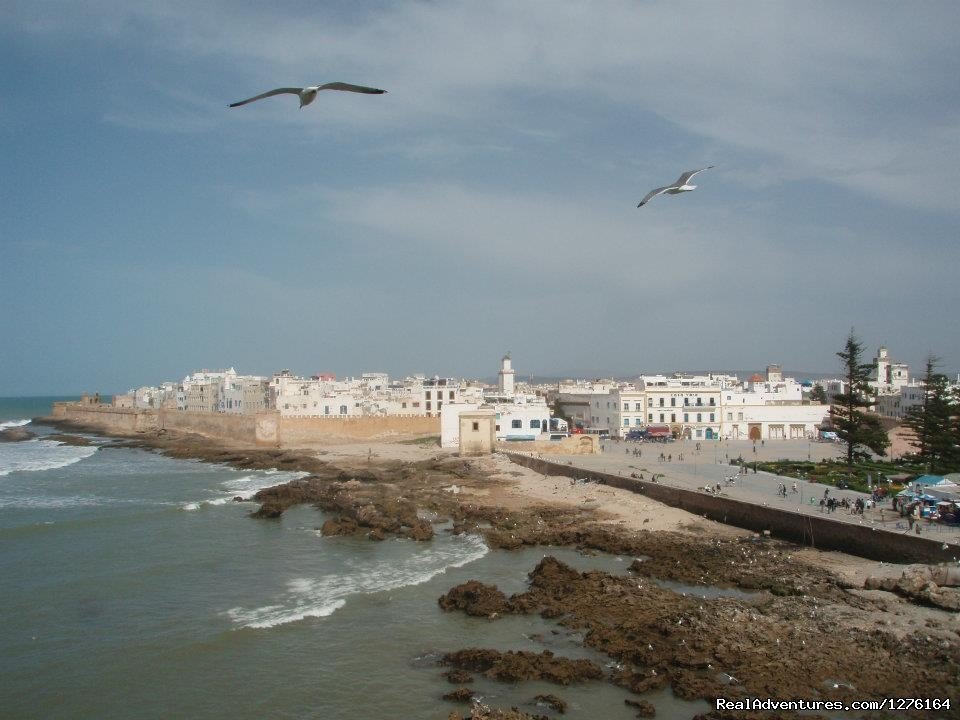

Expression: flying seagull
xmin=637 ymin=166 xmax=714 ymax=207
xmin=229 ymin=82 xmax=387 ymax=109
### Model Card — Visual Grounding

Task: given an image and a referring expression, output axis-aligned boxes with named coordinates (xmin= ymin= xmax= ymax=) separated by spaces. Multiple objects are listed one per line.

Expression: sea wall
xmin=507 ymin=453 xmax=956 ymax=564
xmin=271 ymin=414 xmax=439 ymax=445
xmin=46 ymin=403 xmax=438 ymax=447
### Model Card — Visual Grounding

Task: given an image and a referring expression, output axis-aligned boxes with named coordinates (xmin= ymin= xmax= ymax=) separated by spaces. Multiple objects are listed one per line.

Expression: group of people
xmin=775 ymin=481 xmax=798 ymax=498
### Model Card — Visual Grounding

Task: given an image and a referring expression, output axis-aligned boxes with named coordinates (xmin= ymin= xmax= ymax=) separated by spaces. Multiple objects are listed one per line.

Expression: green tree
xmin=831 ymin=330 xmax=889 ymax=468
xmin=809 ymin=385 xmax=828 ymax=403
xmin=904 ymin=356 xmax=960 ymax=472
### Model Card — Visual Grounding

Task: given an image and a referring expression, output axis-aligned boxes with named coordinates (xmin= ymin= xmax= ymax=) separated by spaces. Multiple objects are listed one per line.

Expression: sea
xmin=0 ymin=397 xmax=710 ymax=719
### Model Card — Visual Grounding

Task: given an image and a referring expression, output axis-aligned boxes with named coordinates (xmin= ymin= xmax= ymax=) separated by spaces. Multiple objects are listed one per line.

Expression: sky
xmin=2 ymin=1 xmax=959 ymax=395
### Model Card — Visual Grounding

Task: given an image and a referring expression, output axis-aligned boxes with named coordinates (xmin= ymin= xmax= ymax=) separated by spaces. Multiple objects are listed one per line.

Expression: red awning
xmin=646 ymin=425 xmax=671 ymax=437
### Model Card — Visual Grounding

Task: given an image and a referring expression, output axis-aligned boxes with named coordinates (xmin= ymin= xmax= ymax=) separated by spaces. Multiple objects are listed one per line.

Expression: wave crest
xmin=226 ymin=534 xmax=488 ymax=629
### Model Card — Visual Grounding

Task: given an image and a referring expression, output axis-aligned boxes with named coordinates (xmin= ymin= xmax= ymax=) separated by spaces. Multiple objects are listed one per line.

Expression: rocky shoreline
xmin=34 ymin=416 xmax=960 ymax=718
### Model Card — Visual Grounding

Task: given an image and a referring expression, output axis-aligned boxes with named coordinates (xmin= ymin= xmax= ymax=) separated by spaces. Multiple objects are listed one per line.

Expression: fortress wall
xmin=47 ymin=403 xmax=438 ymax=447
xmin=275 ymin=414 xmax=439 ymax=445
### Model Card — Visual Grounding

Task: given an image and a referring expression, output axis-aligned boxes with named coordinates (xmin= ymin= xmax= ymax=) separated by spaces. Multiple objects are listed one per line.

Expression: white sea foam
xmin=0 ymin=440 xmax=98 ymax=477
xmin=0 ymin=418 xmax=32 ymax=430
xmin=220 ymin=471 xmax=308 ymax=499
xmin=0 ymin=494 xmax=109 ymax=509
xmin=226 ymin=534 xmax=489 ymax=629
xmin=180 ymin=497 xmax=235 ymax=511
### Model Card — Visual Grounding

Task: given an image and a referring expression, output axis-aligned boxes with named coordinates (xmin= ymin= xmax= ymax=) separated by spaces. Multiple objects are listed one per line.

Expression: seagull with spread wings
xmin=637 ymin=166 xmax=714 ymax=207
xmin=229 ymin=82 xmax=387 ymax=109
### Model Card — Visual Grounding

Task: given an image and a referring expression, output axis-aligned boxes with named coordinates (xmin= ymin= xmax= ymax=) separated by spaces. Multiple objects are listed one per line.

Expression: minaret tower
xmin=498 ymin=353 xmax=515 ymax=396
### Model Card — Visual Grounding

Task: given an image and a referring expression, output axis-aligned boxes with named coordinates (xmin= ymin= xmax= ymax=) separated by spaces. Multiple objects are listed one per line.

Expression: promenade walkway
xmin=544 ymin=437 xmax=960 ymax=545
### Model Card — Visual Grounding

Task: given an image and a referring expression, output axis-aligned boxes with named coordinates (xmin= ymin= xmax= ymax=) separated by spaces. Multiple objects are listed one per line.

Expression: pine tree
xmin=809 ymin=385 xmax=828 ymax=403
xmin=902 ymin=356 xmax=957 ymax=472
xmin=831 ymin=330 xmax=889 ymax=468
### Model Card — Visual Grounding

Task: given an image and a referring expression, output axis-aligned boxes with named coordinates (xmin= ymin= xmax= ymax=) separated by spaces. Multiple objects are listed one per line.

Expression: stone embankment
xmin=507 ymin=453 xmax=956 ymax=564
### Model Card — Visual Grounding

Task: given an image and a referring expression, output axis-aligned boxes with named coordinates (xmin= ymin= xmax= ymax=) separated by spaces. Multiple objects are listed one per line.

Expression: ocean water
xmin=0 ymin=398 xmax=708 ymax=719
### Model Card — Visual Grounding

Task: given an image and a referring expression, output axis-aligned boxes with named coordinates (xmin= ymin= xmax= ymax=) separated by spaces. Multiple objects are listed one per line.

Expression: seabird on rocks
xmin=637 ymin=166 xmax=714 ymax=207
xmin=229 ymin=82 xmax=387 ymax=109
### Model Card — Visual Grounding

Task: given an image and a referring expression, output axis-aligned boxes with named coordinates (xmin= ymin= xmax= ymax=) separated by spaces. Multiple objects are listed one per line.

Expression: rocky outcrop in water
xmin=443 ymin=687 xmax=475 ymax=703
xmin=533 ymin=694 xmax=567 ymax=713
xmin=438 ymin=581 xmax=511 ymax=617
xmin=45 ymin=433 xmax=92 ymax=446
xmin=443 ymin=649 xmax=604 ymax=685
xmin=0 ymin=427 xmax=35 ymax=442
xmin=443 ymin=554 xmax=960 ymax=711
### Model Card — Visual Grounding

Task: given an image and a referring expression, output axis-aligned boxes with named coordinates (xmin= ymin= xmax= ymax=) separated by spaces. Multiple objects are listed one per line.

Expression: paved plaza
xmin=546 ymin=437 xmax=960 ymax=547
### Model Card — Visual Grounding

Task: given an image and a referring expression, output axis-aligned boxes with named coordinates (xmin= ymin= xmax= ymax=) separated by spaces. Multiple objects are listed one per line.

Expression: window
xmin=710 ymin=413 xmax=715 ymax=422
xmin=623 ymin=402 xmax=629 ymax=411
xmin=684 ymin=397 xmax=689 ymax=406
xmin=670 ymin=397 xmax=676 ymax=407
xmin=737 ymin=412 xmax=743 ymax=421
xmin=324 ymin=406 xmax=330 ymax=415
xmin=472 ymin=422 xmax=479 ymax=431
xmin=413 ymin=402 xmax=420 ymax=408
xmin=634 ymin=402 xmax=641 ymax=411
xmin=648 ymin=413 xmax=653 ymax=421
xmin=495 ymin=424 xmax=501 ymax=432
xmin=426 ymin=401 xmax=431 ymax=411
xmin=696 ymin=397 xmax=702 ymax=406
xmin=709 ymin=397 xmax=715 ymax=406
xmin=449 ymin=391 xmax=454 ymax=400
xmin=659 ymin=398 xmax=664 ymax=407
xmin=530 ymin=419 xmax=541 ymax=429
xmin=684 ymin=413 xmax=689 ymax=422
xmin=511 ymin=419 xmax=523 ymax=429
xmin=659 ymin=413 xmax=664 ymax=422
xmin=623 ymin=419 xmax=630 ymax=426
xmin=402 ymin=402 xmax=407 ymax=409
xmin=726 ymin=412 xmax=733 ymax=421
xmin=697 ymin=413 xmax=702 ymax=422
xmin=339 ymin=405 xmax=348 ymax=415
xmin=635 ymin=418 xmax=642 ymax=426
xmin=426 ymin=390 xmax=431 ymax=399
xmin=670 ymin=413 xmax=676 ymax=422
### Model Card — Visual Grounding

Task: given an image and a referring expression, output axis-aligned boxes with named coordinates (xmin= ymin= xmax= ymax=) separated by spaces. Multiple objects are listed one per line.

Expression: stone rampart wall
xmin=507 ymin=453 xmax=955 ymax=564
xmin=47 ymin=403 xmax=438 ymax=447
xmin=275 ymin=414 xmax=439 ymax=445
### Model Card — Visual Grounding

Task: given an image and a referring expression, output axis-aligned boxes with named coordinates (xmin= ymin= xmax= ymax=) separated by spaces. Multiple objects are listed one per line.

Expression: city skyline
xmin=3 ymin=2 xmax=959 ymax=395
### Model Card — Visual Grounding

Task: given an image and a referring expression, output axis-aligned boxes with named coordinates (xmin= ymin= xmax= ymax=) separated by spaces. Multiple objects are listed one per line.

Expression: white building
xmin=637 ymin=374 xmax=724 ymax=439
xmin=218 ymin=369 xmax=268 ymax=415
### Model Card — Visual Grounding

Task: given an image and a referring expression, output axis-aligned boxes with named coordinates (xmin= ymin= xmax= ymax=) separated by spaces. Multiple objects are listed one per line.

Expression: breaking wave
xmin=226 ymin=534 xmax=489 ymax=629
xmin=0 ymin=418 xmax=32 ymax=430
xmin=0 ymin=440 xmax=98 ymax=477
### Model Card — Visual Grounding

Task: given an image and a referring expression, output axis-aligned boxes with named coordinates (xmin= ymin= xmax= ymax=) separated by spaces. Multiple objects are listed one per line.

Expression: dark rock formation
xmin=625 ymin=698 xmax=656 ymax=717
xmin=443 ymin=687 xmax=475 ymax=703
xmin=438 ymin=581 xmax=510 ymax=617
xmin=443 ymin=669 xmax=475 ymax=684
xmin=534 ymin=693 xmax=567 ymax=713
xmin=443 ymin=649 xmax=603 ymax=685
xmin=0 ymin=427 xmax=35 ymax=442
xmin=45 ymin=433 xmax=91 ymax=446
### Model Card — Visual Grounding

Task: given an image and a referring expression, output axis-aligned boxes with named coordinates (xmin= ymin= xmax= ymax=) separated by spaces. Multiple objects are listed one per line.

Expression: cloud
xmin=8 ymin=1 xmax=959 ymax=210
